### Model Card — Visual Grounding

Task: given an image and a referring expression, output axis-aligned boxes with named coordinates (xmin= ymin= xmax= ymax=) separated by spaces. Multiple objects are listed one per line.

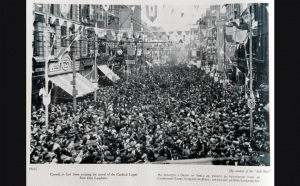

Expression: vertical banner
xmin=60 ymin=4 xmax=70 ymax=18
xmin=119 ymin=9 xmax=131 ymax=29
xmin=146 ymin=5 xmax=157 ymax=23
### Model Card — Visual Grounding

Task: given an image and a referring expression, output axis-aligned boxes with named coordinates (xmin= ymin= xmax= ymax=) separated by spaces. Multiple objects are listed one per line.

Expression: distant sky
xmin=140 ymin=4 xmax=227 ymax=32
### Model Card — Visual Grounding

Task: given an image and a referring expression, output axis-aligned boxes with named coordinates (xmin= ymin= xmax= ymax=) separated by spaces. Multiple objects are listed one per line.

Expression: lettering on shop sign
xmin=35 ymin=68 xmax=45 ymax=72
xmin=49 ymin=64 xmax=60 ymax=72
xmin=48 ymin=53 xmax=80 ymax=75
xmin=62 ymin=55 xmax=72 ymax=71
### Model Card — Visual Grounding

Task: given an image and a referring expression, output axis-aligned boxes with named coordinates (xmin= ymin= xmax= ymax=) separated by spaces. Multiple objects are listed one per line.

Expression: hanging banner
xmin=146 ymin=5 xmax=158 ymax=23
xmin=60 ymin=4 xmax=71 ymax=18
xmin=177 ymin=31 xmax=182 ymax=35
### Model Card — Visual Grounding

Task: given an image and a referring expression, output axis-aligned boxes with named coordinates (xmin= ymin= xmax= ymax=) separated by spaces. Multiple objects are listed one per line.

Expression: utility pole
xmin=44 ymin=9 xmax=49 ymax=131
xmin=72 ymin=48 xmax=77 ymax=113
xmin=248 ymin=3 xmax=254 ymax=137
xmin=223 ymin=22 xmax=226 ymax=82
xmin=94 ymin=34 xmax=98 ymax=101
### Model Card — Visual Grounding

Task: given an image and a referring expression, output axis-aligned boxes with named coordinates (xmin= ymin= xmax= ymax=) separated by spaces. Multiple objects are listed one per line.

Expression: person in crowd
xmin=30 ymin=64 xmax=269 ymax=165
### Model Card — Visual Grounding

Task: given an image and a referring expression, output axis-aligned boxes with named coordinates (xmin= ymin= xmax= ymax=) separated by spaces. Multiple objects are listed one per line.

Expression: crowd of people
xmin=30 ymin=64 xmax=270 ymax=165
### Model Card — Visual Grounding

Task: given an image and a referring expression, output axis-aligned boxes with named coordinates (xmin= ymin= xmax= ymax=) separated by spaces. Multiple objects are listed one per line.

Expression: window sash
xmin=61 ymin=26 xmax=67 ymax=47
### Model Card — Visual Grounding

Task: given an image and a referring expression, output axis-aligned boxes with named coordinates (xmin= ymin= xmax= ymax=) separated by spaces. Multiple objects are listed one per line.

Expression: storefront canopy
xmin=97 ymin=65 xmax=120 ymax=82
xmin=49 ymin=73 xmax=96 ymax=98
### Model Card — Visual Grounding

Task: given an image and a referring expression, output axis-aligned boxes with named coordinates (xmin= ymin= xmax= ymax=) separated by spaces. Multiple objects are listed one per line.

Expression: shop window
xmin=49 ymin=25 xmax=56 ymax=55
xmin=33 ymin=22 xmax=45 ymax=57
xmin=80 ymin=29 xmax=87 ymax=57
xmin=70 ymin=5 xmax=73 ymax=19
xmin=50 ymin=4 xmax=55 ymax=15
xmin=61 ymin=26 xmax=67 ymax=47
xmin=50 ymin=32 xmax=55 ymax=55
xmin=87 ymin=30 xmax=95 ymax=56
xmin=34 ymin=4 xmax=44 ymax=12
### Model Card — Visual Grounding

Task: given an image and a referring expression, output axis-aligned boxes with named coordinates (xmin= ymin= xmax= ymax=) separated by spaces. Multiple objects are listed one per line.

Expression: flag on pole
xmin=264 ymin=103 xmax=269 ymax=112
xmin=39 ymin=87 xmax=46 ymax=96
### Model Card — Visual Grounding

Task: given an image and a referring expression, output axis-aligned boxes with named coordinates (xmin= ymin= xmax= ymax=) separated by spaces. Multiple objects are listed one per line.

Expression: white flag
xmin=102 ymin=5 xmax=109 ymax=11
xmin=60 ymin=4 xmax=70 ymax=17
xmin=39 ymin=87 xmax=46 ymax=96
xmin=131 ymin=6 xmax=135 ymax=12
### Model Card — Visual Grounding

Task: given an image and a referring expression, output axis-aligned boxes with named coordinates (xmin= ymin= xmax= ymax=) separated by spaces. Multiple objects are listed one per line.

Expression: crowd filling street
xmin=30 ymin=64 xmax=270 ymax=165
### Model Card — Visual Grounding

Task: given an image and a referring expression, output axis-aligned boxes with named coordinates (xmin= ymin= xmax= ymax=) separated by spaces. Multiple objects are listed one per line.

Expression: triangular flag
xmin=194 ymin=5 xmax=199 ymax=11
xmin=264 ymin=103 xmax=269 ymax=112
xmin=102 ymin=5 xmax=109 ymax=12
xmin=39 ymin=87 xmax=46 ymax=96
xmin=131 ymin=6 xmax=135 ymax=12
xmin=181 ymin=13 xmax=185 ymax=18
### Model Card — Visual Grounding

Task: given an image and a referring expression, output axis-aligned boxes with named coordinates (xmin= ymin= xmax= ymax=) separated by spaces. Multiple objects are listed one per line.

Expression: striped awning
xmin=49 ymin=73 xmax=96 ymax=97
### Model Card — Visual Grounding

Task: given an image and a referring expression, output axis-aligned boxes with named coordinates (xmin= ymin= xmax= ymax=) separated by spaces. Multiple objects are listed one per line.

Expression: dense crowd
xmin=30 ymin=64 xmax=270 ymax=165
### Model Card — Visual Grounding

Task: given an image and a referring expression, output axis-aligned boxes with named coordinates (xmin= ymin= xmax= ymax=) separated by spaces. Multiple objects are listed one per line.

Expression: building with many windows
xmin=31 ymin=4 xmax=142 ymax=107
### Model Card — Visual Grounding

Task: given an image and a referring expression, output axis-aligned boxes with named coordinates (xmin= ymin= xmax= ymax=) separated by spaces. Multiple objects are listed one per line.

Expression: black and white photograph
xmin=28 ymin=0 xmax=272 ymax=171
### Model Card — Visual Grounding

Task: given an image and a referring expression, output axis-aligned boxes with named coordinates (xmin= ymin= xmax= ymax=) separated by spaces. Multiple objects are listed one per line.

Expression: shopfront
xmin=47 ymin=53 xmax=95 ymax=103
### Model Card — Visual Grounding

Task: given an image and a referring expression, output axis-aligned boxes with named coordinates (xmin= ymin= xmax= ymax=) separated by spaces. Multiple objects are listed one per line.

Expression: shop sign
xmin=126 ymin=60 xmax=135 ymax=65
xmin=49 ymin=64 xmax=60 ymax=72
xmin=61 ymin=54 xmax=71 ymax=71
xmin=35 ymin=68 xmax=44 ymax=72
xmin=82 ymin=58 xmax=94 ymax=66
xmin=48 ymin=53 xmax=80 ymax=76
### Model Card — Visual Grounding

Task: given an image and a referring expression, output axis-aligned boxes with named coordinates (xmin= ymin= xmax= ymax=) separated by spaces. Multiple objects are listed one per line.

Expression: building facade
xmin=32 ymin=4 xmax=142 ymax=107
